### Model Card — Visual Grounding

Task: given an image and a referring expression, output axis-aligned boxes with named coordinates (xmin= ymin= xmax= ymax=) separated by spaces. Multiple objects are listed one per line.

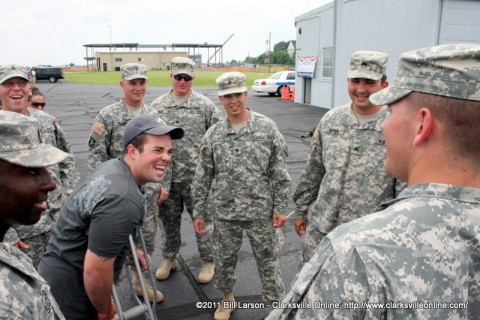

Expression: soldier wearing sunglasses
xmin=151 ymin=57 xmax=223 ymax=285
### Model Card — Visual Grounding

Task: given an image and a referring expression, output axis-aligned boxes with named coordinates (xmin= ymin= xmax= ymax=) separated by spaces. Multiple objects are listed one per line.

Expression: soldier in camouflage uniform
xmin=0 ymin=111 xmax=68 ymax=320
xmin=87 ymin=63 xmax=164 ymax=302
xmin=268 ymin=43 xmax=480 ymax=319
xmin=293 ymin=51 xmax=404 ymax=262
xmin=151 ymin=57 xmax=223 ymax=284
xmin=192 ymin=72 xmax=292 ymax=320
xmin=40 ymin=115 xmax=184 ymax=320
xmin=0 ymin=65 xmax=78 ymax=268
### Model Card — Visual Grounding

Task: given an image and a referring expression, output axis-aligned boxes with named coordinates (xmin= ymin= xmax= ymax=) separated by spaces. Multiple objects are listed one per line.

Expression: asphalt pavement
xmin=35 ymin=81 xmax=329 ymax=320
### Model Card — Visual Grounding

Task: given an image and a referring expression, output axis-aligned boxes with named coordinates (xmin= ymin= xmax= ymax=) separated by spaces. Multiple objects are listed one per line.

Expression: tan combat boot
xmin=132 ymin=272 xmax=164 ymax=302
xmin=155 ymin=258 xmax=177 ymax=280
xmin=197 ymin=261 xmax=215 ymax=284
xmin=214 ymin=292 xmax=236 ymax=320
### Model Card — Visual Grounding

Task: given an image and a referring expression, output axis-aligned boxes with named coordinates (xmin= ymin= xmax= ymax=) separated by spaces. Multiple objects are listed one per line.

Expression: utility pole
xmin=265 ymin=32 xmax=271 ymax=72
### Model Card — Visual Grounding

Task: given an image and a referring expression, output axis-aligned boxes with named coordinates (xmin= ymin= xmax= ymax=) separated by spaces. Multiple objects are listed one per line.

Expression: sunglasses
xmin=31 ymin=102 xmax=46 ymax=107
xmin=173 ymin=74 xmax=193 ymax=82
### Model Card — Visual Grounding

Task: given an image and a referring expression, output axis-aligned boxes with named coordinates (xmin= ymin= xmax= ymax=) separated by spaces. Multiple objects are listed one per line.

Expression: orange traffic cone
xmin=290 ymin=86 xmax=296 ymax=101
xmin=281 ymin=85 xmax=290 ymax=100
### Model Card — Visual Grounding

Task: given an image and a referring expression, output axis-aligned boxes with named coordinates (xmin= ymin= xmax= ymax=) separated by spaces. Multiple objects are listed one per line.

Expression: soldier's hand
xmin=15 ymin=240 xmax=29 ymax=250
xmin=156 ymin=188 xmax=169 ymax=205
xmin=193 ymin=218 xmax=205 ymax=235
xmin=272 ymin=213 xmax=287 ymax=228
xmin=135 ymin=249 xmax=150 ymax=271
xmin=294 ymin=219 xmax=308 ymax=237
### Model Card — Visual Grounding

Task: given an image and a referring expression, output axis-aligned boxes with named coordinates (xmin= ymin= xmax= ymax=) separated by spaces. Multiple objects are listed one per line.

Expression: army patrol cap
xmin=0 ymin=111 xmax=69 ymax=167
xmin=348 ymin=51 xmax=388 ymax=80
xmin=370 ymin=43 xmax=480 ymax=106
xmin=216 ymin=72 xmax=248 ymax=96
xmin=0 ymin=65 xmax=30 ymax=84
xmin=171 ymin=57 xmax=195 ymax=76
xmin=121 ymin=63 xmax=148 ymax=81
xmin=123 ymin=114 xmax=184 ymax=147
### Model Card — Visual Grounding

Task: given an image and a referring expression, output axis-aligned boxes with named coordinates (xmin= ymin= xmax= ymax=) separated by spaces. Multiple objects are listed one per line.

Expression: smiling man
xmin=151 ymin=57 xmax=222 ymax=284
xmin=0 ymin=65 xmax=78 ymax=268
xmin=292 ymin=50 xmax=404 ymax=263
xmin=0 ymin=111 xmax=68 ymax=319
xmin=87 ymin=63 xmax=165 ymax=302
xmin=39 ymin=115 xmax=183 ymax=320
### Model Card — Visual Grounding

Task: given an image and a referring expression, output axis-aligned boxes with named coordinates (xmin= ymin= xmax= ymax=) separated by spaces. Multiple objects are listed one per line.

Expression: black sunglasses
xmin=173 ymin=74 xmax=193 ymax=82
xmin=31 ymin=102 xmax=46 ymax=107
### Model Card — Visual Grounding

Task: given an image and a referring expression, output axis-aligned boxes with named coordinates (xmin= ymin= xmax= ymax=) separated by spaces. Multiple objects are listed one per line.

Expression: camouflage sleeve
xmin=88 ymin=114 xmax=109 ymax=172
xmin=160 ymin=163 xmax=172 ymax=191
xmin=394 ymin=179 xmax=407 ymax=197
xmin=292 ymin=124 xmax=325 ymax=219
xmin=192 ymin=135 xmax=215 ymax=219
xmin=54 ymin=121 xmax=79 ymax=193
xmin=3 ymin=228 xmax=20 ymax=245
xmin=269 ymin=129 xmax=292 ymax=215
xmin=269 ymin=238 xmax=371 ymax=319
xmin=206 ymin=100 xmax=223 ymax=128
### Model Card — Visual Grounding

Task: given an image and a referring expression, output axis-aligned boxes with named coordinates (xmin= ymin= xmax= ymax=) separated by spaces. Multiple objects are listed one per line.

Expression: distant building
xmin=295 ymin=0 xmax=480 ymax=108
xmin=95 ymin=51 xmax=187 ymax=71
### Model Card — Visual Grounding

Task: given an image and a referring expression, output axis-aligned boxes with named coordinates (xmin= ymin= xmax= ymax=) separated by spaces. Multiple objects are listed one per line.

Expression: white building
xmin=295 ymin=0 xmax=480 ymax=108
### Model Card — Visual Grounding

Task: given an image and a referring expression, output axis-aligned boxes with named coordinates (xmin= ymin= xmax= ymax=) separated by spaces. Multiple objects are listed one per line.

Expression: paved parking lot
xmin=36 ymin=81 xmax=328 ymax=320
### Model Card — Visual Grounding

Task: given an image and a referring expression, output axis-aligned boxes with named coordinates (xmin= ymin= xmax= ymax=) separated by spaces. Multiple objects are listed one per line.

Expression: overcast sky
xmin=0 ymin=0 xmax=331 ymax=67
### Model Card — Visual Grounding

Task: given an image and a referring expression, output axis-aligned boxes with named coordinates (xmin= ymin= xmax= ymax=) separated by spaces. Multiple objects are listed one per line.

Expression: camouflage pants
xmin=159 ymin=181 xmax=212 ymax=261
xmin=21 ymin=232 xmax=51 ymax=269
xmin=212 ymin=219 xmax=284 ymax=302
xmin=303 ymin=223 xmax=327 ymax=262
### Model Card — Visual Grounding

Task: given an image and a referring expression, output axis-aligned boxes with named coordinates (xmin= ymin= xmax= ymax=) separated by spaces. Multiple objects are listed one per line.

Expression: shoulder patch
xmin=91 ymin=122 xmax=106 ymax=137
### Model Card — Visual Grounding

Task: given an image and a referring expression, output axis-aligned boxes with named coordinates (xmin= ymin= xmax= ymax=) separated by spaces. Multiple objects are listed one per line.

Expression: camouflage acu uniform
xmin=192 ymin=110 xmax=292 ymax=302
xmin=88 ymin=100 xmax=160 ymax=255
xmin=0 ymin=242 xmax=65 ymax=319
xmin=5 ymin=108 xmax=78 ymax=267
xmin=293 ymin=104 xmax=403 ymax=261
xmin=151 ymin=90 xmax=222 ymax=261
xmin=267 ymin=183 xmax=480 ymax=319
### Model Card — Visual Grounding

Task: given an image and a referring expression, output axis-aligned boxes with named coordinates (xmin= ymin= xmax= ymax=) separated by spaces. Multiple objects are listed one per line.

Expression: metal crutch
xmin=112 ymin=230 xmax=158 ymax=320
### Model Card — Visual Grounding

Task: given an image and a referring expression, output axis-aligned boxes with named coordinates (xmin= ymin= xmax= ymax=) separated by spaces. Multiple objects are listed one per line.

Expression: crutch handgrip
xmin=122 ymin=305 xmax=148 ymax=319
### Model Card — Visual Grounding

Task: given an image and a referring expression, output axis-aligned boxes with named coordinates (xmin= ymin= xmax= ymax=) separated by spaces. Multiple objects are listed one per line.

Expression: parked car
xmin=252 ymin=71 xmax=295 ymax=96
xmin=32 ymin=66 xmax=64 ymax=83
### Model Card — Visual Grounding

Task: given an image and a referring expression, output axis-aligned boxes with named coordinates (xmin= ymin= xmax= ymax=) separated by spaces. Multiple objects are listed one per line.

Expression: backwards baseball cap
xmin=216 ymin=72 xmax=248 ymax=96
xmin=0 ymin=111 xmax=69 ymax=167
xmin=171 ymin=57 xmax=195 ymax=76
xmin=123 ymin=114 xmax=184 ymax=147
xmin=121 ymin=63 xmax=148 ymax=81
xmin=348 ymin=50 xmax=388 ymax=80
xmin=370 ymin=43 xmax=480 ymax=106
xmin=0 ymin=65 xmax=30 ymax=85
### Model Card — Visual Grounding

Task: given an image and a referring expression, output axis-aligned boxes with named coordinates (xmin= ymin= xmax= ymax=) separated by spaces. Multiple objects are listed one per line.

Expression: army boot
xmin=155 ymin=258 xmax=177 ymax=280
xmin=214 ymin=292 xmax=236 ymax=320
xmin=132 ymin=272 xmax=164 ymax=302
xmin=197 ymin=261 xmax=215 ymax=284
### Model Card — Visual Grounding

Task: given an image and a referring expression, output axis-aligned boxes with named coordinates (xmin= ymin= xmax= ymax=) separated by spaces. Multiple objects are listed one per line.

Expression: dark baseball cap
xmin=123 ymin=114 xmax=184 ymax=147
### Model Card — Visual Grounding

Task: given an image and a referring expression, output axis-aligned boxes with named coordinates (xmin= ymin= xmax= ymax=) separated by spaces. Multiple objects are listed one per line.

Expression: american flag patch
xmin=92 ymin=122 xmax=106 ymax=137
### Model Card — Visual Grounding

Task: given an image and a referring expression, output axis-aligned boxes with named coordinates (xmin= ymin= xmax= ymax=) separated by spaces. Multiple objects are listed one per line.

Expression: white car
xmin=252 ymin=71 xmax=296 ymax=96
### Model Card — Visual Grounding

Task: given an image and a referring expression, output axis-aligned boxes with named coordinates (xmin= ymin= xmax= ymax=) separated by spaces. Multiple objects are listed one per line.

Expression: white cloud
xmin=0 ymin=0 xmax=330 ymax=66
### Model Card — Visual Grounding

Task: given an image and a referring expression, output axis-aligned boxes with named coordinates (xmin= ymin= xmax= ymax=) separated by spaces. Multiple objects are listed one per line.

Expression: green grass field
xmin=64 ymin=70 xmax=280 ymax=87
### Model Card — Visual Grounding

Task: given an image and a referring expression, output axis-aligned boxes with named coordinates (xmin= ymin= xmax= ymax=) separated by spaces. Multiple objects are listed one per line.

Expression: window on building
xmin=138 ymin=57 xmax=145 ymax=62
xmin=115 ymin=58 xmax=123 ymax=62
xmin=322 ymin=47 xmax=333 ymax=78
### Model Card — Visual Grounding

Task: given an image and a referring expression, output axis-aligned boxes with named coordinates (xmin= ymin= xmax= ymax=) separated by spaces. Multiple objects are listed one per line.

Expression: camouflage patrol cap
xmin=0 ymin=111 xmax=69 ymax=167
xmin=171 ymin=57 xmax=195 ymax=76
xmin=348 ymin=51 xmax=388 ymax=80
xmin=123 ymin=114 xmax=184 ymax=147
xmin=370 ymin=43 xmax=480 ymax=106
xmin=121 ymin=63 xmax=148 ymax=81
xmin=216 ymin=72 xmax=248 ymax=96
xmin=0 ymin=65 xmax=30 ymax=84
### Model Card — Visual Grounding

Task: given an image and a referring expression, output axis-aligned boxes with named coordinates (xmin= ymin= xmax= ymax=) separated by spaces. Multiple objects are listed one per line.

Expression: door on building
xmin=103 ymin=63 xmax=107 ymax=72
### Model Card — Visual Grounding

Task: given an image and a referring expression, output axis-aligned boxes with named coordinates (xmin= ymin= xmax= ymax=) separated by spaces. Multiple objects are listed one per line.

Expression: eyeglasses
xmin=173 ymin=74 xmax=193 ymax=82
xmin=31 ymin=102 xmax=46 ymax=107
